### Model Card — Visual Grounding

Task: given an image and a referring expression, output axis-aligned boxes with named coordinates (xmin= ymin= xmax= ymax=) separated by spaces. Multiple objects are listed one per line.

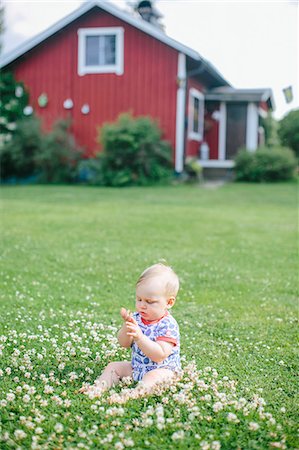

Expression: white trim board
xmin=246 ymin=102 xmax=258 ymax=151
xmin=199 ymin=160 xmax=235 ymax=168
xmin=218 ymin=102 xmax=226 ymax=160
xmin=175 ymin=52 xmax=186 ymax=173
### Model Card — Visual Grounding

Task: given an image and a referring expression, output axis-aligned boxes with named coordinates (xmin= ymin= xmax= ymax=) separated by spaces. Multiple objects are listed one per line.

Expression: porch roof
xmin=205 ymin=87 xmax=275 ymax=110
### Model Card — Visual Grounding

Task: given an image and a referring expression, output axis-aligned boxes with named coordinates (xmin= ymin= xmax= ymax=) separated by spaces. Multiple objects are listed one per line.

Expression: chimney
xmin=136 ymin=1 xmax=163 ymax=29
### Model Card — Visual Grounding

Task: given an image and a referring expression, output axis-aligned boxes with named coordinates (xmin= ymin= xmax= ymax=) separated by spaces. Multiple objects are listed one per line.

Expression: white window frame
xmin=78 ymin=27 xmax=124 ymax=76
xmin=188 ymin=88 xmax=204 ymax=141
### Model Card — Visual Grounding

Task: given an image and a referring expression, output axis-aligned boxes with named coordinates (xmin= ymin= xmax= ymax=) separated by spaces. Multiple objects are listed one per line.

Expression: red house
xmin=0 ymin=0 xmax=274 ymax=176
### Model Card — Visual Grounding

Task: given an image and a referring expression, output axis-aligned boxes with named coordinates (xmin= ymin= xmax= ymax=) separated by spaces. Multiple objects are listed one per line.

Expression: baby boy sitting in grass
xmin=79 ymin=263 xmax=181 ymax=398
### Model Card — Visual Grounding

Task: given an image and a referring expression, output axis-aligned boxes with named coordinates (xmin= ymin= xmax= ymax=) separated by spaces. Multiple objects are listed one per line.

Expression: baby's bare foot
xmin=78 ymin=384 xmax=90 ymax=394
xmin=85 ymin=380 xmax=108 ymax=398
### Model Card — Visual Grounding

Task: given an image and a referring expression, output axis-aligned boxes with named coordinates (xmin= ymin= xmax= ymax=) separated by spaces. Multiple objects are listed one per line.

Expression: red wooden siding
xmin=204 ymin=101 xmax=220 ymax=160
xmin=185 ymin=77 xmax=204 ymax=158
xmin=12 ymin=8 xmax=178 ymax=157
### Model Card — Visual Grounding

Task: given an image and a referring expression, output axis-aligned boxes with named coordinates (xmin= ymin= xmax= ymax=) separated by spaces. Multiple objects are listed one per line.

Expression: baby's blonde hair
xmin=136 ymin=263 xmax=179 ymax=298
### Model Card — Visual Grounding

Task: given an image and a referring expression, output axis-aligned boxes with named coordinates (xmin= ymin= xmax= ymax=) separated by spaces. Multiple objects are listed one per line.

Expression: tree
xmin=278 ymin=109 xmax=299 ymax=158
xmin=0 ymin=1 xmax=4 ymax=54
xmin=0 ymin=72 xmax=29 ymax=150
xmin=260 ymin=112 xmax=279 ymax=147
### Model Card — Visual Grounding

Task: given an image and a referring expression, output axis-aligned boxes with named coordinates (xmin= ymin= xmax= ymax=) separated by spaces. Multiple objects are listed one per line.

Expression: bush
xmin=35 ymin=119 xmax=83 ymax=183
xmin=76 ymin=156 xmax=104 ymax=185
xmin=0 ymin=116 xmax=42 ymax=180
xmin=0 ymin=117 xmax=83 ymax=183
xmin=278 ymin=109 xmax=299 ymax=158
xmin=234 ymin=146 xmax=297 ymax=182
xmin=96 ymin=113 xmax=173 ymax=186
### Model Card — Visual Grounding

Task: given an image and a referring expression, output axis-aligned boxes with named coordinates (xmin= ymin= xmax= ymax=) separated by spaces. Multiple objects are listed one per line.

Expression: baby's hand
xmin=120 ymin=307 xmax=133 ymax=322
xmin=125 ymin=317 xmax=143 ymax=341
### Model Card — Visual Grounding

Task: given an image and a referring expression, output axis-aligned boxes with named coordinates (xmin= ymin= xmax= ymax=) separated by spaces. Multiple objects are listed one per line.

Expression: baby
xmin=79 ymin=263 xmax=181 ymax=397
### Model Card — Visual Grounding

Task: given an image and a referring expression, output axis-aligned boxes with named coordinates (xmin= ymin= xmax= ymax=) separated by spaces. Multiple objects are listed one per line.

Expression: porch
xmin=199 ymin=87 xmax=274 ymax=175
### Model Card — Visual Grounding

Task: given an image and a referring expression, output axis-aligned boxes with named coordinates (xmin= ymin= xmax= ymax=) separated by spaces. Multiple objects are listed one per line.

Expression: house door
xmin=225 ymin=102 xmax=247 ymax=159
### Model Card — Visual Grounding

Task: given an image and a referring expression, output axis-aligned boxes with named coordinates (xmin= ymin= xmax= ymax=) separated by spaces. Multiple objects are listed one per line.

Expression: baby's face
xmin=135 ymin=277 xmax=173 ymax=321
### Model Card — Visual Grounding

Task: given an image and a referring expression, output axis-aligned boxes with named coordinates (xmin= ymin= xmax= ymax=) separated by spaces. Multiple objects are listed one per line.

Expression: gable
xmin=0 ymin=0 xmax=230 ymax=87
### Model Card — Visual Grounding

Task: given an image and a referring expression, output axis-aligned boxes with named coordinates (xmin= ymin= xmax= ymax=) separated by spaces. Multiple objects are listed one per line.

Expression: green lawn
xmin=0 ymin=183 xmax=298 ymax=449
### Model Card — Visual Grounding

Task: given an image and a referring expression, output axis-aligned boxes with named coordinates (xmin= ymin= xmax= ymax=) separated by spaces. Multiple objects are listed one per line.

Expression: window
xmin=188 ymin=88 xmax=204 ymax=141
xmin=78 ymin=27 xmax=124 ymax=76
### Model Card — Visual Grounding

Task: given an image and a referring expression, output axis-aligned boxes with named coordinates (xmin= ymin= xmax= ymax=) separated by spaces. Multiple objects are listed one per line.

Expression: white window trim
xmin=78 ymin=27 xmax=124 ymax=76
xmin=188 ymin=88 xmax=204 ymax=141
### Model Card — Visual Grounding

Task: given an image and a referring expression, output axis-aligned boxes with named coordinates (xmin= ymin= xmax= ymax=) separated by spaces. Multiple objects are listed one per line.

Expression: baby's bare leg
xmin=139 ymin=368 xmax=174 ymax=390
xmin=108 ymin=368 xmax=175 ymax=403
xmin=79 ymin=361 xmax=132 ymax=395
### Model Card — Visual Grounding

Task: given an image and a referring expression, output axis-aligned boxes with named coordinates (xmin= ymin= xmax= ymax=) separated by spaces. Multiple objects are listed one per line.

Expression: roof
xmin=205 ymin=87 xmax=275 ymax=109
xmin=0 ymin=0 xmax=230 ymax=87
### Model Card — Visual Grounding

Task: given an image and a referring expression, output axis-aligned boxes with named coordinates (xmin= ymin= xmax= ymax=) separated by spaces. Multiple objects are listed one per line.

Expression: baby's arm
xmin=126 ymin=319 xmax=174 ymax=363
xmin=117 ymin=308 xmax=134 ymax=348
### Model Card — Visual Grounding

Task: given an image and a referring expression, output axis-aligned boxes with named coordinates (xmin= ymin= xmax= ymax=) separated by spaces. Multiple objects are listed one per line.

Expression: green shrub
xmin=234 ymin=146 xmax=297 ymax=182
xmin=0 ymin=116 xmax=42 ymax=180
xmin=35 ymin=119 xmax=83 ymax=183
xmin=96 ymin=113 xmax=173 ymax=186
xmin=77 ymin=156 xmax=104 ymax=185
xmin=0 ymin=117 xmax=82 ymax=183
xmin=278 ymin=109 xmax=299 ymax=158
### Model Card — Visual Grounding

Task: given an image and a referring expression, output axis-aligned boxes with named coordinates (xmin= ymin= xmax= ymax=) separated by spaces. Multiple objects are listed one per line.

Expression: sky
xmin=1 ymin=0 xmax=298 ymax=120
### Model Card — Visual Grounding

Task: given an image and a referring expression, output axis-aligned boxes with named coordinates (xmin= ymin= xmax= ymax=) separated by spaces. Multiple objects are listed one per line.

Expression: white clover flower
xmin=213 ymin=401 xmax=224 ymax=412
xmin=5 ymin=367 xmax=12 ymax=375
xmin=14 ymin=429 xmax=27 ymax=440
xmin=249 ymin=422 xmax=260 ymax=431
xmin=39 ymin=399 xmax=48 ymax=407
xmin=227 ymin=412 xmax=239 ymax=423
xmin=6 ymin=393 xmax=16 ymax=402
xmin=172 ymin=430 xmax=185 ymax=440
xmin=25 ymin=420 xmax=35 ymax=430
xmin=44 ymin=385 xmax=54 ymax=394
xmin=143 ymin=417 xmax=153 ymax=427
xmin=54 ymin=423 xmax=64 ymax=433
xmin=211 ymin=441 xmax=221 ymax=450
xmin=115 ymin=442 xmax=124 ymax=450
xmin=23 ymin=394 xmax=30 ymax=403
